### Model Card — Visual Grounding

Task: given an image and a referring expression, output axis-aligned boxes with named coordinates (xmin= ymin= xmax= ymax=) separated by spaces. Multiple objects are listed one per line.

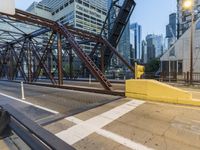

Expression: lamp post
xmin=183 ymin=0 xmax=194 ymax=85
xmin=190 ymin=10 xmax=194 ymax=85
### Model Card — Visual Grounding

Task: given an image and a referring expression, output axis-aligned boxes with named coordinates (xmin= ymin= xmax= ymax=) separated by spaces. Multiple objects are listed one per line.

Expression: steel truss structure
xmin=0 ymin=0 xmax=135 ymax=91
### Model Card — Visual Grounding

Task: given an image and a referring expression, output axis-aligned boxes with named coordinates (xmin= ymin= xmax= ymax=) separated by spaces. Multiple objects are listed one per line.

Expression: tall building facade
xmin=146 ymin=34 xmax=163 ymax=62
xmin=130 ymin=23 xmax=142 ymax=61
xmin=161 ymin=17 xmax=200 ymax=74
xmin=154 ymin=35 xmax=163 ymax=57
xmin=27 ymin=0 xmax=108 ymax=53
xmin=166 ymin=13 xmax=177 ymax=38
xmin=166 ymin=13 xmax=176 ymax=48
xmin=130 ymin=27 xmax=135 ymax=64
xmin=177 ymin=0 xmax=200 ymax=38
xmin=117 ymin=23 xmax=131 ymax=64
xmin=108 ymin=0 xmax=131 ymax=66
xmin=146 ymin=34 xmax=156 ymax=62
xmin=141 ymin=40 xmax=147 ymax=63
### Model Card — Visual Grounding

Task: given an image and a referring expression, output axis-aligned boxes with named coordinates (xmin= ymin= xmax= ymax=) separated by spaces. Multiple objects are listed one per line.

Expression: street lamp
xmin=183 ymin=0 xmax=193 ymax=9
xmin=182 ymin=0 xmax=194 ymax=85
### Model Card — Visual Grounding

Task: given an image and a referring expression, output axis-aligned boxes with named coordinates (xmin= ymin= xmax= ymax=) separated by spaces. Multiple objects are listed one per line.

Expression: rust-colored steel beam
xmin=51 ymin=53 xmax=69 ymax=78
xmin=32 ymin=33 xmax=54 ymax=80
xmin=89 ymin=42 xmax=100 ymax=57
xmin=11 ymin=41 xmax=28 ymax=81
xmin=0 ymin=8 xmax=135 ymax=90
xmin=0 ymin=45 xmax=10 ymax=77
xmin=57 ymin=33 xmax=63 ymax=85
xmin=101 ymin=37 xmax=134 ymax=72
xmin=30 ymin=33 xmax=57 ymax=84
xmin=56 ymin=22 xmax=112 ymax=91
xmin=69 ymin=49 xmax=73 ymax=79
xmin=0 ymin=9 xmax=101 ymax=43
xmin=100 ymin=45 xmax=105 ymax=73
xmin=27 ymin=40 xmax=33 ymax=82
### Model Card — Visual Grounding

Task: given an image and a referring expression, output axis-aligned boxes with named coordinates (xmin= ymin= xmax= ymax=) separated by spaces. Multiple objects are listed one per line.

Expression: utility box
xmin=0 ymin=0 xmax=15 ymax=15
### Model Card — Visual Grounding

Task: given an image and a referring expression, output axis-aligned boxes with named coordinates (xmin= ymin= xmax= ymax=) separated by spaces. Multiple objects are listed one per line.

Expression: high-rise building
xmin=146 ymin=34 xmax=163 ymax=62
xmin=166 ymin=13 xmax=176 ymax=39
xmin=146 ymin=34 xmax=155 ymax=62
xmin=108 ymin=0 xmax=131 ymax=65
xmin=177 ymin=0 xmax=200 ymax=38
xmin=27 ymin=0 xmax=108 ymax=53
xmin=130 ymin=27 xmax=135 ymax=64
xmin=111 ymin=23 xmax=131 ymax=67
xmin=130 ymin=23 xmax=142 ymax=61
xmin=117 ymin=23 xmax=131 ymax=63
xmin=154 ymin=35 xmax=163 ymax=57
xmin=166 ymin=13 xmax=176 ymax=49
xmin=141 ymin=40 xmax=147 ymax=63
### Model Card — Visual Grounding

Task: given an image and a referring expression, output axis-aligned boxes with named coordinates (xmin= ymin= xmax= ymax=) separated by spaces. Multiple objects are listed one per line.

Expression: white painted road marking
xmin=0 ymin=92 xmax=59 ymax=114
xmin=56 ymin=100 xmax=145 ymax=145
xmin=67 ymin=116 xmax=153 ymax=150
xmin=0 ymin=92 xmax=152 ymax=149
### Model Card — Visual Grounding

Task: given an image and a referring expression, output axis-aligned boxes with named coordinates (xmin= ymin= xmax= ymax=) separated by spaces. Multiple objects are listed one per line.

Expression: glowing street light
xmin=182 ymin=0 xmax=194 ymax=84
xmin=182 ymin=0 xmax=193 ymax=10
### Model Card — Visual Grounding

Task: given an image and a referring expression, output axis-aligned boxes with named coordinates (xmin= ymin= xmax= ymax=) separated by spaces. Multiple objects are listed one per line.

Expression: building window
xmin=76 ymin=23 xmax=83 ymax=28
xmin=76 ymin=0 xmax=82 ymax=4
xmin=83 ymin=2 xmax=89 ymax=8
xmin=70 ymin=0 xmax=74 ymax=4
xmin=84 ymin=14 xmax=89 ymax=18
xmin=76 ymin=15 xmax=83 ymax=19
xmin=64 ymin=3 xmax=68 ymax=7
xmin=97 ymin=9 xmax=101 ymax=13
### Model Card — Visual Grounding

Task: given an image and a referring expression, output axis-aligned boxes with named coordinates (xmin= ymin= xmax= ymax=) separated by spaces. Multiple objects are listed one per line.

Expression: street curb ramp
xmin=126 ymin=79 xmax=200 ymax=106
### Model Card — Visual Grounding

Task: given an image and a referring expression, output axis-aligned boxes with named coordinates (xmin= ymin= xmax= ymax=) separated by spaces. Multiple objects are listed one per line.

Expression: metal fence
xmin=144 ymin=72 xmax=200 ymax=84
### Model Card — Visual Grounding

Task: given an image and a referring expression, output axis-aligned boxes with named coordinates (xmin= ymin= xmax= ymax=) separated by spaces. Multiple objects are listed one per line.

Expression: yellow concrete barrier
xmin=126 ymin=79 xmax=200 ymax=106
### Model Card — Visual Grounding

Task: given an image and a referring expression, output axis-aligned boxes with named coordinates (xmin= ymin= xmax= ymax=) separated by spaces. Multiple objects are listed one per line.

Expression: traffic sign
xmin=0 ymin=0 xmax=15 ymax=15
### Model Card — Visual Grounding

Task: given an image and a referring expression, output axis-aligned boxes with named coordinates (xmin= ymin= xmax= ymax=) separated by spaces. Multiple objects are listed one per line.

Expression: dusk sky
xmin=16 ymin=0 xmax=177 ymax=40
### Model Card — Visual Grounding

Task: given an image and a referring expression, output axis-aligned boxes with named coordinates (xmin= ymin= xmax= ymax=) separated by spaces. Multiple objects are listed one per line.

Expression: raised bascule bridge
xmin=0 ymin=0 xmax=135 ymax=93
xmin=1 ymin=1 xmax=200 ymax=150
xmin=0 ymin=1 xmax=138 ymax=150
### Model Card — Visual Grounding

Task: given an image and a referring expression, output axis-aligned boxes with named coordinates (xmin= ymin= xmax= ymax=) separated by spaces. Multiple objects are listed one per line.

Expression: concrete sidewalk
xmin=44 ymin=98 xmax=200 ymax=150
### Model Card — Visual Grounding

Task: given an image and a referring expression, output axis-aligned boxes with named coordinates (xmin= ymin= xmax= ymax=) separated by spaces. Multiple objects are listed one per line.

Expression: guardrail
xmin=0 ymin=105 xmax=75 ymax=150
xmin=145 ymin=72 xmax=200 ymax=84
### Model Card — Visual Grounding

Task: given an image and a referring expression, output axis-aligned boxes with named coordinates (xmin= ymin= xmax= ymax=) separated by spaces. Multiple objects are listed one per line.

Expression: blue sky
xmin=131 ymin=0 xmax=177 ymax=39
xmin=16 ymin=0 xmax=177 ymax=40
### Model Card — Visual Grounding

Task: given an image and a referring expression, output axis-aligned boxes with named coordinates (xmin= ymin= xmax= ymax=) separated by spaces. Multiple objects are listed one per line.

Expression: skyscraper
xmin=146 ymin=34 xmax=163 ymax=62
xmin=146 ymin=34 xmax=156 ymax=62
xmin=130 ymin=23 xmax=142 ymax=61
xmin=108 ymin=0 xmax=131 ymax=65
xmin=26 ymin=0 xmax=109 ymax=76
xmin=166 ymin=13 xmax=176 ymax=39
xmin=166 ymin=13 xmax=176 ymax=49
xmin=27 ymin=0 xmax=108 ymax=40
xmin=130 ymin=27 xmax=135 ymax=64
xmin=154 ymin=35 xmax=163 ymax=57
xmin=141 ymin=40 xmax=147 ymax=63
xmin=177 ymin=0 xmax=200 ymax=38
xmin=117 ymin=23 xmax=131 ymax=63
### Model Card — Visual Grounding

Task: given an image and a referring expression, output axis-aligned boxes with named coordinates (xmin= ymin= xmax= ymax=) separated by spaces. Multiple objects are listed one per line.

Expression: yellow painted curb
xmin=125 ymin=79 xmax=200 ymax=107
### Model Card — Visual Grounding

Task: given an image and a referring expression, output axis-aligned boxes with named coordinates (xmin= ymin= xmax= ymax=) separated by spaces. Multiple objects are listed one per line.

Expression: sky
xmin=130 ymin=0 xmax=177 ymax=39
xmin=16 ymin=0 xmax=177 ymax=40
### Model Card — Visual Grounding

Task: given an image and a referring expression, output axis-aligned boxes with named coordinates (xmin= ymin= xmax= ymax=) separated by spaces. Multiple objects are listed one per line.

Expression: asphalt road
xmin=0 ymin=81 xmax=120 ymax=115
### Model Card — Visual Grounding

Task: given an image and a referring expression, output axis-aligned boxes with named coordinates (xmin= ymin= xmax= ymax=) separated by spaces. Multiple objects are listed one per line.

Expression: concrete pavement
xmin=0 ymin=81 xmax=120 ymax=114
xmin=1 ymin=96 xmax=200 ymax=150
xmin=1 ymin=81 xmax=200 ymax=149
xmin=45 ymin=98 xmax=200 ymax=150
